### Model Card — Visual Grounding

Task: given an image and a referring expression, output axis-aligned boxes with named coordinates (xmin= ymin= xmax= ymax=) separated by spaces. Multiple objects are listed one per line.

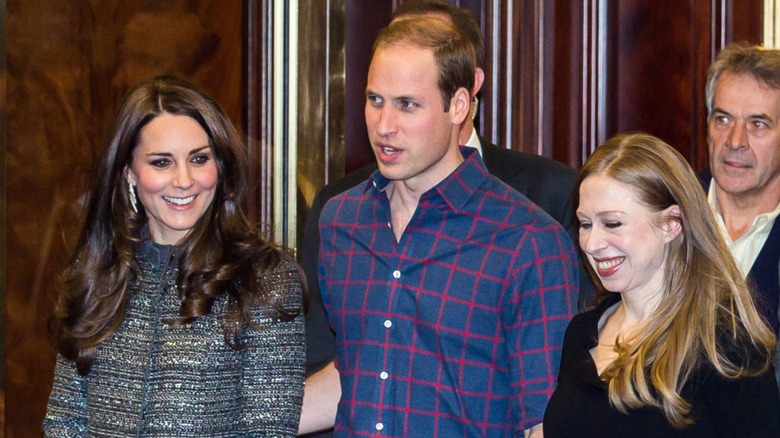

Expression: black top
xmin=544 ymin=294 xmax=780 ymax=438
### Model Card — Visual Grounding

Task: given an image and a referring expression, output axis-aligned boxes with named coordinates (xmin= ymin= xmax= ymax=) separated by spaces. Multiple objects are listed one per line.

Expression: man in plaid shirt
xmin=310 ymin=15 xmax=578 ymax=437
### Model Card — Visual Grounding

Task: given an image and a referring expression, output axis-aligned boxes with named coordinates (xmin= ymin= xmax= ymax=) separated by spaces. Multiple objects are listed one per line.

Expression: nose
xmin=725 ymin=121 xmax=748 ymax=150
xmin=375 ymin=106 xmax=397 ymax=138
xmin=173 ymin=165 xmax=194 ymax=189
xmin=579 ymin=226 xmax=606 ymax=256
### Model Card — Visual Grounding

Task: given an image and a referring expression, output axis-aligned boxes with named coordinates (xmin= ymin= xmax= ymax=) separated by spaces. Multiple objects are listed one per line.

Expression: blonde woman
xmin=544 ymin=133 xmax=779 ymax=436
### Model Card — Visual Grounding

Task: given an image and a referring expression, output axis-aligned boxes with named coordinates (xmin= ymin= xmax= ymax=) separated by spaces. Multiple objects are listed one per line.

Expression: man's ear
xmin=450 ymin=87 xmax=471 ymax=125
xmin=473 ymin=67 xmax=485 ymax=96
xmin=661 ymin=205 xmax=683 ymax=243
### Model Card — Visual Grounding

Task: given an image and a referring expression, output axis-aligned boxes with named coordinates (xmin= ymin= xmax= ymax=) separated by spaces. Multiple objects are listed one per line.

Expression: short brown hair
xmin=392 ymin=0 xmax=485 ymax=68
xmin=372 ymin=15 xmax=475 ymax=111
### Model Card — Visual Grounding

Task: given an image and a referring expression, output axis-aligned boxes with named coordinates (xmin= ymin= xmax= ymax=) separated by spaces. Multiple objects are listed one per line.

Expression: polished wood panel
xmin=311 ymin=0 xmax=763 ymax=184
xmin=611 ymin=1 xmax=704 ymax=162
xmin=244 ymin=0 xmax=273 ymax=226
xmin=551 ymin=0 xmax=588 ymax=167
xmin=1 ymin=0 xmax=766 ymax=436
xmin=602 ymin=0 xmax=762 ymax=171
xmin=0 ymin=0 xmax=6 ymax=431
xmin=296 ymin=0 xmax=347 ymax=252
xmin=342 ymin=0 xmax=394 ymax=174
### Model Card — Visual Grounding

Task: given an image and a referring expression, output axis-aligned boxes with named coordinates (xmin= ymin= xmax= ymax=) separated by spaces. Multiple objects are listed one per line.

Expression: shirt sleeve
xmin=240 ymin=263 xmax=306 ymax=435
xmin=43 ymin=354 xmax=88 ymax=437
xmin=504 ymin=226 xmax=578 ymax=432
xmin=301 ymin=188 xmax=337 ymax=376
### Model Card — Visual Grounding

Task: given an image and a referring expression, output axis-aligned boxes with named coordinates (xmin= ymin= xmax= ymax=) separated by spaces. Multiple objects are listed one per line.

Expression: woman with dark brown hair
xmin=44 ymin=76 xmax=305 ymax=437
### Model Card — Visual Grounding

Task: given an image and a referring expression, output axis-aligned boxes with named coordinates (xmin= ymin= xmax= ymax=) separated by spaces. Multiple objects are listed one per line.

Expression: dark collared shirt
xmin=319 ymin=147 xmax=578 ymax=436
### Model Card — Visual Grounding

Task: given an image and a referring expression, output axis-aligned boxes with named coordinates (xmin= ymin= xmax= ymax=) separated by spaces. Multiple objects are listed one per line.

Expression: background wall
xmin=332 ymin=0 xmax=763 ymax=176
xmin=1 ymin=0 xmax=764 ymax=436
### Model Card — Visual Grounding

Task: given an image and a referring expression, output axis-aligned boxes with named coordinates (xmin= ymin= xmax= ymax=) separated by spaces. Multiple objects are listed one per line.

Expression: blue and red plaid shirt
xmin=319 ymin=147 xmax=578 ymax=436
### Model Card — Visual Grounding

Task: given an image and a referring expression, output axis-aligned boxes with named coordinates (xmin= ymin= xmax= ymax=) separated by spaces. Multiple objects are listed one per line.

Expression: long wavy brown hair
xmin=578 ymin=133 xmax=776 ymax=427
xmin=54 ymin=75 xmax=302 ymax=375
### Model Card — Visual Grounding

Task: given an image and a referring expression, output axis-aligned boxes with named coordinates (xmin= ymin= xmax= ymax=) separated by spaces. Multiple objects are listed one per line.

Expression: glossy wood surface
xmin=0 ymin=0 xmax=764 ymax=436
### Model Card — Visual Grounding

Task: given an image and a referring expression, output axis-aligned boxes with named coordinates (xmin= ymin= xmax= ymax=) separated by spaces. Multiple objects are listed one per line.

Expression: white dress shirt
xmin=707 ymin=180 xmax=780 ymax=277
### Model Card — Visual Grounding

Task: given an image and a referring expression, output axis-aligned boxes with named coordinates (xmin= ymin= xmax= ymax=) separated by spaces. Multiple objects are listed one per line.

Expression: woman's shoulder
xmin=689 ymin=351 xmax=780 ymax=435
xmin=253 ymin=252 xmax=304 ymax=310
xmin=711 ymin=323 xmax=774 ymax=369
xmin=256 ymin=252 xmax=301 ymax=285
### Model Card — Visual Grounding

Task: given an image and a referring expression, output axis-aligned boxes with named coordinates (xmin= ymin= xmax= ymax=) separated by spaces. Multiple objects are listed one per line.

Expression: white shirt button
xmin=384 ymin=320 xmax=392 ymax=328
xmin=380 ymin=371 xmax=388 ymax=380
xmin=392 ymin=270 xmax=401 ymax=279
xmin=375 ymin=422 xmax=384 ymax=431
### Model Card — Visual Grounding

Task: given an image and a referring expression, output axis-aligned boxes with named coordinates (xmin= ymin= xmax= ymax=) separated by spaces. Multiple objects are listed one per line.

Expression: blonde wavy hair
xmin=579 ymin=133 xmax=776 ymax=428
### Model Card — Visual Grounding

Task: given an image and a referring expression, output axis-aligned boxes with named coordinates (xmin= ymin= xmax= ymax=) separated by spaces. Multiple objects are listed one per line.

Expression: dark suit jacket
xmin=700 ymin=171 xmax=780 ymax=335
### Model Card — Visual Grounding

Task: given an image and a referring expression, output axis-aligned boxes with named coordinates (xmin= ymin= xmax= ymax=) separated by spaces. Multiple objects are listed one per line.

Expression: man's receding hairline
xmin=392 ymin=10 xmax=452 ymax=25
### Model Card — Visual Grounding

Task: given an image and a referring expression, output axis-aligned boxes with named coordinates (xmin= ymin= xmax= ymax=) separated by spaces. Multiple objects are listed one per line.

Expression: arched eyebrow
xmin=143 ymin=145 xmax=211 ymax=158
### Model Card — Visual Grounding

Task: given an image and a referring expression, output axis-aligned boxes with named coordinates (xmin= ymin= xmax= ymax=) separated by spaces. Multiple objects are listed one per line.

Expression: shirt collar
xmin=366 ymin=130 xmax=483 ymax=194
xmin=137 ymin=238 xmax=176 ymax=266
xmin=369 ymin=146 xmax=489 ymax=211
xmin=706 ymin=178 xmax=718 ymax=214
xmin=136 ymin=226 xmax=177 ymax=265
xmin=707 ymin=178 xmax=780 ymax=240
xmin=464 ymin=127 xmax=482 ymax=155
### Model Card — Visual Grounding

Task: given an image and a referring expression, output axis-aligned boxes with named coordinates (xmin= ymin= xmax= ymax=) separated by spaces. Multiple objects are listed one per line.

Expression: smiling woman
xmin=42 ymin=76 xmax=306 ymax=437
xmin=544 ymin=133 xmax=779 ymax=437
xmin=126 ymin=114 xmax=218 ymax=245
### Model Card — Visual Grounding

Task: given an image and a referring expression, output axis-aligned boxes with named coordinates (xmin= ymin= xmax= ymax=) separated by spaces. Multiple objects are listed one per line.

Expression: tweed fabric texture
xmin=44 ymin=240 xmax=305 ymax=437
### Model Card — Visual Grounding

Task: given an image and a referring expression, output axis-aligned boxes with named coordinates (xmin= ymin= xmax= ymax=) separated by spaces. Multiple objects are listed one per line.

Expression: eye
xmin=750 ymin=120 xmax=768 ymax=130
xmin=366 ymin=94 xmax=383 ymax=107
xmin=149 ymin=158 xmax=171 ymax=168
xmin=604 ymin=221 xmax=622 ymax=229
xmin=398 ymin=100 xmax=417 ymax=111
xmin=191 ymin=153 xmax=212 ymax=165
xmin=711 ymin=115 xmax=731 ymax=126
xmin=578 ymin=221 xmax=592 ymax=231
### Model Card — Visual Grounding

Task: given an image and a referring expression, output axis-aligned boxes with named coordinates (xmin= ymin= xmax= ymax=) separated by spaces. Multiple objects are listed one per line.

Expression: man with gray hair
xmin=703 ymin=41 xmax=780 ymax=388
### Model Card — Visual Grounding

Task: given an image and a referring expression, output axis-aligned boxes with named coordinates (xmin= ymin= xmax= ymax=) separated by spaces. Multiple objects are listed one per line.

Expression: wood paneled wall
xmin=606 ymin=0 xmax=762 ymax=170
xmin=338 ymin=0 xmax=762 ymax=174
xmin=1 ymin=0 xmax=764 ymax=436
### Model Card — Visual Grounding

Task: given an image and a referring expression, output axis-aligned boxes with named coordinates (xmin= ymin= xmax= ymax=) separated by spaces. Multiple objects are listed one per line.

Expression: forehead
xmin=714 ymin=71 xmax=780 ymax=113
xmin=578 ymin=174 xmax=647 ymax=213
xmin=367 ymin=43 xmax=439 ymax=95
xmin=136 ymin=114 xmax=209 ymax=151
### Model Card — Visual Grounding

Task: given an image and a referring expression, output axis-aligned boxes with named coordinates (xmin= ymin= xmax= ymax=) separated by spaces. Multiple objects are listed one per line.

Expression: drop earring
xmin=129 ymin=184 xmax=139 ymax=214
